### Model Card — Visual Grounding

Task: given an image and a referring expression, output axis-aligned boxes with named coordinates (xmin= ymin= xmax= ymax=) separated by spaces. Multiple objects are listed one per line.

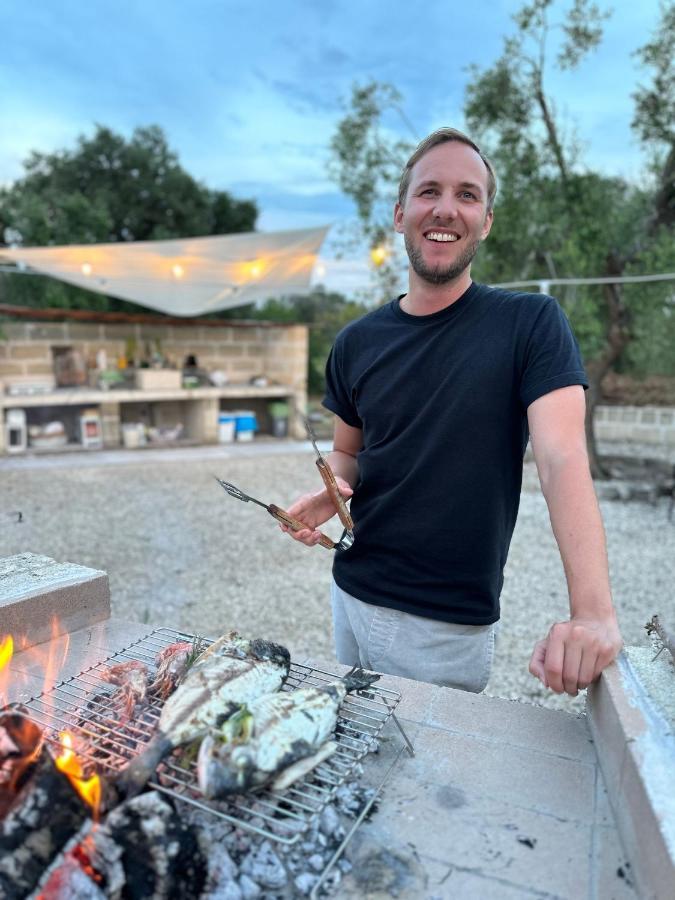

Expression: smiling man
xmin=284 ymin=127 xmax=623 ymax=698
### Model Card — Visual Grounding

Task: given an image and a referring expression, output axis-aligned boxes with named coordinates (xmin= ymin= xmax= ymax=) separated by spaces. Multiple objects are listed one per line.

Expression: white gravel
xmin=2 ymin=441 xmax=674 ymax=715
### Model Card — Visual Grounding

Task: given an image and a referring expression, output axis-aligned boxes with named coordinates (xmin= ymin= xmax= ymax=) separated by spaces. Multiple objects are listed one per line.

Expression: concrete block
xmin=9 ymin=344 xmax=51 ymax=360
xmin=587 ymin=656 xmax=675 ymax=898
xmin=410 ymin=725 xmax=596 ymax=823
xmin=66 ymin=323 xmax=102 ymax=341
xmin=359 ymin=770 xmax=593 ymax=897
xmin=430 ymin=689 xmax=596 ymax=763
xmin=0 ymin=552 xmax=110 ymax=651
xmin=24 ymin=323 xmax=69 ymax=341
xmin=591 ymin=827 xmax=637 ymax=899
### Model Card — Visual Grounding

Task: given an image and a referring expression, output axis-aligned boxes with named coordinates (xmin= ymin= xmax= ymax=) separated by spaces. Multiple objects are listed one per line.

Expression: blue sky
xmin=0 ymin=0 xmax=665 ymax=293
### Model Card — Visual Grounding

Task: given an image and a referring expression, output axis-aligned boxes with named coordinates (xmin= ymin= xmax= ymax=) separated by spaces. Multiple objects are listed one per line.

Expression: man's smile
xmin=424 ymin=230 xmax=460 ymax=242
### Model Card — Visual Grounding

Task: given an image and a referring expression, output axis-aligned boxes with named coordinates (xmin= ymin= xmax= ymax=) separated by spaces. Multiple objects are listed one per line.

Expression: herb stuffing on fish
xmin=197 ymin=668 xmax=380 ymax=799
xmin=119 ymin=631 xmax=290 ymax=797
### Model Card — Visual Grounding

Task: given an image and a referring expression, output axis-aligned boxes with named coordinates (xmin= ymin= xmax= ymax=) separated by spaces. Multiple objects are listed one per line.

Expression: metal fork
xmin=215 ymin=478 xmax=336 ymax=549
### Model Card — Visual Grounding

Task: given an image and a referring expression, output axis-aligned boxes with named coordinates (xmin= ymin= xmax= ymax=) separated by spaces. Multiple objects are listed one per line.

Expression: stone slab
xmin=429 ymin=688 xmax=596 ymax=764
xmin=0 ymin=553 xmax=110 ymax=650
xmin=587 ymin=655 xmax=675 ymax=898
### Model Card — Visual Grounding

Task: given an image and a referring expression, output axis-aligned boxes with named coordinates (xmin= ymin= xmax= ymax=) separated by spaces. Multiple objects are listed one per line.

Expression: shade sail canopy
xmin=0 ymin=226 xmax=329 ymax=316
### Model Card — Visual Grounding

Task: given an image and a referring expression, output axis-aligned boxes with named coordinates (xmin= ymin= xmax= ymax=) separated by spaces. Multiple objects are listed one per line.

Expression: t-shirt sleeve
xmin=322 ymin=335 xmax=363 ymax=428
xmin=519 ymin=297 xmax=588 ymax=410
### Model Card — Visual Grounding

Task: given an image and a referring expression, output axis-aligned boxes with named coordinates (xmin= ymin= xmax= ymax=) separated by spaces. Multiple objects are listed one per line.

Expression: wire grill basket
xmin=11 ymin=627 xmax=402 ymax=844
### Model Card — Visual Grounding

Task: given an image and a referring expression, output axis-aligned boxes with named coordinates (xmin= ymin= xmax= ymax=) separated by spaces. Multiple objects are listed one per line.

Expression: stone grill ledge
xmin=2 ymin=553 xmax=672 ymax=897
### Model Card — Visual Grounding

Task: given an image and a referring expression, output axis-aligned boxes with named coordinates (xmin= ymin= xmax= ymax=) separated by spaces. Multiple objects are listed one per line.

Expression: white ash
xmin=183 ymin=770 xmax=377 ymax=899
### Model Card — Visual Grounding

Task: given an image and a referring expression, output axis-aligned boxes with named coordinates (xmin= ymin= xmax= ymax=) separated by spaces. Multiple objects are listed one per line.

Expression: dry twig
xmin=645 ymin=615 xmax=675 ymax=665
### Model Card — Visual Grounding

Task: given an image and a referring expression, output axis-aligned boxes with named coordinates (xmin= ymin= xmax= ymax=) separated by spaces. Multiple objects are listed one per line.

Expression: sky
xmin=0 ymin=0 xmax=665 ymax=295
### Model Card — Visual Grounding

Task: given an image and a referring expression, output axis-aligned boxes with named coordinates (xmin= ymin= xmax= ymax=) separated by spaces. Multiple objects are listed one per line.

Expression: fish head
xmin=248 ymin=639 xmax=291 ymax=672
xmin=197 ymin=736 xmax=256 ymax=799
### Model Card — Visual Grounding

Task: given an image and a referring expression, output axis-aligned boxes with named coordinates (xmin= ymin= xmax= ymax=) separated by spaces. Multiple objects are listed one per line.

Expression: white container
xmin=80 ymin=409 xmax=103 ymax=449
xmin=5 ymin=409 xmax=27 ymax=453
xmin=218 ymin=414 xmax=236 ymax=443
xmin=122 ymin=423 xmax=146 ymax=449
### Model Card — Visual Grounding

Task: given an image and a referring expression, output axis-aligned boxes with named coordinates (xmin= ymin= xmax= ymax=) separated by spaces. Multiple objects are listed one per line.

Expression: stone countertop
xmin=302 ymin=657 xmax=636 ymax=900
xmin=5 ymin=622 xmax=636 ymax=899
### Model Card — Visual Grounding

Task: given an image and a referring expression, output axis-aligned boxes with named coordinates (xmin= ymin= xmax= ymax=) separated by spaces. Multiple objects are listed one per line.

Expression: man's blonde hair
xmin=398 ymin=128 xmax=497 ymax=211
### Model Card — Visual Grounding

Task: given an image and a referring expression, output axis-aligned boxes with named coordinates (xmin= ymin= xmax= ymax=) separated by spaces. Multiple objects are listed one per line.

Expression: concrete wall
xmin=595 ymin=405 xmax=675 ymax=448
xmin=0 ymin=319 xmax=308 ymax=399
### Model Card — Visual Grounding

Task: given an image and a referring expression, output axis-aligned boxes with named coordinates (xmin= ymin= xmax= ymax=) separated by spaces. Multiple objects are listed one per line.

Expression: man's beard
xmin=405 ymin=233 xmax=481 ymax=285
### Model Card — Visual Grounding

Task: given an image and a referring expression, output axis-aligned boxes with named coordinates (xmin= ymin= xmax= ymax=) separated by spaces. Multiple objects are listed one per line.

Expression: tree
xmin=328 ymin=0 xmax=675 ymax=478
xmin=0 ymin=125 xmax=257 ymax=312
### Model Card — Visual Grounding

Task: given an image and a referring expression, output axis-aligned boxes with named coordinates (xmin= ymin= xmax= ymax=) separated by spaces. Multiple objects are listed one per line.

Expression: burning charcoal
xmin=38 ymin=853 xmax=107 ymax=900
xmin=0 ymin=711 xmax=43 ymax=819
xmin=91 ymin=791 xmax=207 ymax=899
xmin=239 ymin=840 xmax=287 ymax=891
xmin=237 ymin=874 xmax=261 ymax=899
xmin=0 ymin=749 xmax=92 ymax=899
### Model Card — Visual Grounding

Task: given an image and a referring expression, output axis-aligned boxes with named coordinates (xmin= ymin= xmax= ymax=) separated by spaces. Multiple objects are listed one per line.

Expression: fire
xmin=0 ymin=634 xmax=14 ymax=705
xmin=0 ymin=635 xmax=13 ymax=670
xmin=55 ymin=732 xmax=101 ymax=817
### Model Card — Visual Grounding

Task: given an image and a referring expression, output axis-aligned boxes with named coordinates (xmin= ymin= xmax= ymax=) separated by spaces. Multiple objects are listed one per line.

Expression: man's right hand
xmin=280 ymin=478 xmax=353 ymax=547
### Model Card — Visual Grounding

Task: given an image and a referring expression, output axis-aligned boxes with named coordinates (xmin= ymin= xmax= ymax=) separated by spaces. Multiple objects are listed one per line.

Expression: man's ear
xmin=481 ymin=209 xmax=494 ymax=241
xmin=394 ymin=202 xmax=404 ymax=234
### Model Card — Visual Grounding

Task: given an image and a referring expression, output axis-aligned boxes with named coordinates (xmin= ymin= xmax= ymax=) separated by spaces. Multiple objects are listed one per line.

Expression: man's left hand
xmin=528 ymin=617 xmax=623 ymax=696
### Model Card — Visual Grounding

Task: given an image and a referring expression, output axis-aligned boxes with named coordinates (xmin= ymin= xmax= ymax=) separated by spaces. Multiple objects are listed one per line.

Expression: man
xmin=283 ymin=127 xmax=622 ymax=697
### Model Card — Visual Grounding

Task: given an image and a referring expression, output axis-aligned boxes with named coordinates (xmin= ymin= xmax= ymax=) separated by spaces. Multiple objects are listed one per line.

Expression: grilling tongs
xmin=215 ymin=419 xmax=354 ymax=551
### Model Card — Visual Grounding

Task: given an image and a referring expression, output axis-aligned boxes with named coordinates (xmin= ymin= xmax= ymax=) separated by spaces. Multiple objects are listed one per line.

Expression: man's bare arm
xmin=527 ymin=385 xmax=623 ymax=695
xmin=281 ymin=416 xmax=362 ymax=547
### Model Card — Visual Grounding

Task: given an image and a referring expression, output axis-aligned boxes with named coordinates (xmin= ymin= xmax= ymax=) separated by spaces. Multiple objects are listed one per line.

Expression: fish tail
xmin=116 ymin=734 xmax=173 ymax=798
xmin=342 ymin=667 xmax=380 ymax=694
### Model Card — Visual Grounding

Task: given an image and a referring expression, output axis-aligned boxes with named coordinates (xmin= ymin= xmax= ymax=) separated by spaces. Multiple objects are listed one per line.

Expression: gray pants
xmin=331 ymin=579 xmax=497 ymax=693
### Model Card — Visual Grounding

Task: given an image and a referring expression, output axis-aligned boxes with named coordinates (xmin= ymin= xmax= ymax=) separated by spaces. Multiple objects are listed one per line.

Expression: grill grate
xmin=11 ymin=627 xmax=402 ymax=844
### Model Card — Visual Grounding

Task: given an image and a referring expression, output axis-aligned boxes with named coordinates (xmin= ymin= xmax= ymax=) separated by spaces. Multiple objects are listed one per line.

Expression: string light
xmin=81 ymin=263 xmax=93 ymax=276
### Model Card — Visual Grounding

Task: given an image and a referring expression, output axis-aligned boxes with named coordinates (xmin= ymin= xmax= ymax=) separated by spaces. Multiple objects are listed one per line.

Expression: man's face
xmin=394 ymin=141 xmax=494 ymax=285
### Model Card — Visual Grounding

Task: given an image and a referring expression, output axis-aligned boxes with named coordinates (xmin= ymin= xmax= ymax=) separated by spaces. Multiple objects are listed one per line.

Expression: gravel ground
xmin=2 ymin=441 xmax=674 ymax=715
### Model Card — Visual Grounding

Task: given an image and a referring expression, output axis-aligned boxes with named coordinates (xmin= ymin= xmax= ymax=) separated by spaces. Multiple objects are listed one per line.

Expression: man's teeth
xmin=426 ymin=232 xmax=458 ymax=242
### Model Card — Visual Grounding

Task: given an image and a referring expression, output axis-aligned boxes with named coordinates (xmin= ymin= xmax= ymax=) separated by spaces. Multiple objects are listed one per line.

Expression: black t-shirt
xmin=323 ymin=282 xmax=588 ymax=625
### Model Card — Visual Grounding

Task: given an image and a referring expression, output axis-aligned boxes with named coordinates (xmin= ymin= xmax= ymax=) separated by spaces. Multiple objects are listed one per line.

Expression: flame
xmin=0 ymin=635 xmax=13 ymax=671
xmin=55 ymin=732 xmax=101 ymax=817
xmin=0 ymin=635 xmax=13 ymax=705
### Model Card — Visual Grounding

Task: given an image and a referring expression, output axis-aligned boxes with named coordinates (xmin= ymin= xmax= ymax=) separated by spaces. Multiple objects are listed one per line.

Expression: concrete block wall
xmin=0 ymin=319 xmax=309 ymax=393
xmin=595 ymin=405 xmax=675 ymax=448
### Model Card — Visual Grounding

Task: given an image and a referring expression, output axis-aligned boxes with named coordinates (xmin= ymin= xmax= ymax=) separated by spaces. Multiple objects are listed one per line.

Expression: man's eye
xmin=421 ymin=188 xmax=436 ymax=196
xmin=461 ymin=191 xmax=477 ymax=200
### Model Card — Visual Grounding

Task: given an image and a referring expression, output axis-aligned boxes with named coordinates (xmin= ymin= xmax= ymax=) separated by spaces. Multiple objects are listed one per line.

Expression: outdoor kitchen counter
xmin=5 ymin=618 xmax=636 ymax=900
xmin=302 ymin=657 xmax=636 ymax=900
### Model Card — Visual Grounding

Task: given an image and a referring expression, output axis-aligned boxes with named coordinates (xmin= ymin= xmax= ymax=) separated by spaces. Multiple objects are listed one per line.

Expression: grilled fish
xmin=197 ymin=667 xmax=379 ymax=799
xmin=119 ymin=631 xmax=290 ymax=797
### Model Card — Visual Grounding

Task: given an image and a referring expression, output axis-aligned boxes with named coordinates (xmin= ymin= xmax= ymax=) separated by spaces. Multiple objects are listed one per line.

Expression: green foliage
xmin=328 ymin=0 xmax=675 ymax=383
xmin=226 ymin=288 xmax=369 ymax=394
xmin=632 ymin=2 xmax=675 ymax=147
xmin=0 ymin=124 xmax=257 ymax=313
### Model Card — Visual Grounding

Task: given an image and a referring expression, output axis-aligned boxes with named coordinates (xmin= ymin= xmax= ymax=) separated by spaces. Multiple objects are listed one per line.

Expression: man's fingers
xmin=560 ymin=644 xmax=583 ymax=696
xmin=577 ymin=646 xmax=598 ymax=691
xmin=542 ymin=625 xmax=566 ymax=693
xmin=528 ymin=639 xmax=548 ymax=686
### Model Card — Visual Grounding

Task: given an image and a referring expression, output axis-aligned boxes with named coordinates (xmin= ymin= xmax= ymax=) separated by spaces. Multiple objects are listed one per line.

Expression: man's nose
xmin=433 ymin=192 xmax=458 ymax=219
